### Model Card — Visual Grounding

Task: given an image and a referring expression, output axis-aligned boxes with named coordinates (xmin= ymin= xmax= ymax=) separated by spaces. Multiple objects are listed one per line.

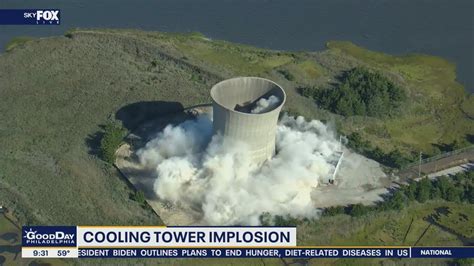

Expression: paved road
xmin=427 ymin=163 xmax=473 ymax=179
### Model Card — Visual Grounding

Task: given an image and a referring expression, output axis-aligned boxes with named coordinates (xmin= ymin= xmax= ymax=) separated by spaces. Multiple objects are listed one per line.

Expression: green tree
xmin=430 ymin=185 xmax=442 ymax=199
xmin=436 ymin=176 xmax=453 ymax=200
xmin=352 ymin=97 xmax=366 ymax=116
xmin=100 ymin=121 xmax=127 ymax=164
xmin=365 ymin=92 xmax=385 ymax=116
xmin=450 ymin=140 xmax=463 ymax=151
xmin=445 ymin=187 xmax=462 ymax=202
xmin=465 ymin=185 xmax=474 ymax=203
xmin=416 ymin=178 xmax=432 ymax=203
xmin=323 ymin=206 xmax=346 ymax=216
xmin=378 ymin=190 xmax=405 ymax=211
xmin=403 ymin=182 xmax=418 ymax=201
xmin=388 ymin=190 xmax=405 ymax=210
xmin=299 ymin=87 xmax=315 ymax=98
xmin=369 ymin=147 xmax=384 ymax=162
xmin=453 ymin=171 xmax=467 ymax=184
xmin=349 ymin=204 xmax=371 ymax=217
xmin=386 ymin=149 xmax=409 ymax=168
xmin=347 ymin=132 xmax=364 ymax=151
xmin=278 ymin=69 xmax=295 ymax=81
xmin=131 ymin=190 xmax=146 ymax=206
xmin=313 ymin=67 xmax=405 ymax=117
xmin=273 ymin=215 xmax=299 ymax=226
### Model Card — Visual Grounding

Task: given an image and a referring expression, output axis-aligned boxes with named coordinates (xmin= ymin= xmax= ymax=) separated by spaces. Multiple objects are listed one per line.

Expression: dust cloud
xmin=137 ymin=115 xmax=347 ymax=225
xmin=251 ymin=95 xmax=280 ymax=114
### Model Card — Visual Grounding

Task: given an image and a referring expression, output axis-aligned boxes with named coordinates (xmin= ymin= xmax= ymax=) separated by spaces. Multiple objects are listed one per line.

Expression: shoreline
xmin=1 ymin=28 xmax=472 ymax=94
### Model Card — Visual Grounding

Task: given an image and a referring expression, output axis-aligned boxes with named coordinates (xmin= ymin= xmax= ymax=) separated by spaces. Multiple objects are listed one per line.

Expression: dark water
xmin=1 ymin=0 xmax=473 ymax=92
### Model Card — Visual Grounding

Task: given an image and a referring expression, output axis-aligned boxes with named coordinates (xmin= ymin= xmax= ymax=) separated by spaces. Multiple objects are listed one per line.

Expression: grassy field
xmin=0 ymin=28 xmax=472 ymax=264
xmin=91 ymin=29 xmax=473 ymax=156
xmin=293 ymin=200 xmax=472 ymax=265
xmin=4 ymin=36 xmax=34 ymax=52
xmin=325 ymin=41 xmax=473 ymax=156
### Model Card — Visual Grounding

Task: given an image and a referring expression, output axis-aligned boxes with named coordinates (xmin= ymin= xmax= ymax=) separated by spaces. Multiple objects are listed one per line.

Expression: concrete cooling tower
xmin=210 ymin=77 xmax=286 ymax=164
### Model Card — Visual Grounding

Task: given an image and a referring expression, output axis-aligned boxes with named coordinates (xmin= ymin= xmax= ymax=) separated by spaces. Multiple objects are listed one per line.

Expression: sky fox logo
xmin=23 ymin=10 xmax=60 ymax=24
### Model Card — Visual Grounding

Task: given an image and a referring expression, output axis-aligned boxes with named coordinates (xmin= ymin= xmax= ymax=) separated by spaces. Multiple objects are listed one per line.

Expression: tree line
xmin=323 ymin=170 xmax=473 ymax=218
xmin=347 ymin=132 xmax=413 ymax=169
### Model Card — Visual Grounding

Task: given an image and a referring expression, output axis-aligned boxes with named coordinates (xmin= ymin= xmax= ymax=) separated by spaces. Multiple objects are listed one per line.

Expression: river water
xmin=1 ymin=0 xmax=472 ymax=92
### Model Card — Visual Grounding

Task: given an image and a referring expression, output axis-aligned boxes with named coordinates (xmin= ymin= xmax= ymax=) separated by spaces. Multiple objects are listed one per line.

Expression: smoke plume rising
xmin=137 ymin=114 xmax=342 ymax=225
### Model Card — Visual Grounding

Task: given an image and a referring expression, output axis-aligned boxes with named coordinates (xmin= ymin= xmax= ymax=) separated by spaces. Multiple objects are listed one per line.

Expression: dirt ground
xmin=311 ymin=149 xmax=394 ymax=208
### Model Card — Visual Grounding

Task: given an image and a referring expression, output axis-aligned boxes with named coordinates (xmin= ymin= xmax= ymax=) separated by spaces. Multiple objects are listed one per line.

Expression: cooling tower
xmin=210 ymin=77 xmax=286 ymax=164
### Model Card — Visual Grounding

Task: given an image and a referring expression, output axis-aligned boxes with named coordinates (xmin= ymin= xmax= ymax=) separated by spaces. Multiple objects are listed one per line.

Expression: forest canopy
xmin=301 ymin=67 xmax=406 ymax=117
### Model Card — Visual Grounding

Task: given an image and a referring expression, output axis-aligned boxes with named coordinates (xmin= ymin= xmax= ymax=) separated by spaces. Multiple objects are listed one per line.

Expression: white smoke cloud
xmin=137 ymin=114 xmax=342 ymax=225
xmin=251 ymin=95 xmax=280 ymax=114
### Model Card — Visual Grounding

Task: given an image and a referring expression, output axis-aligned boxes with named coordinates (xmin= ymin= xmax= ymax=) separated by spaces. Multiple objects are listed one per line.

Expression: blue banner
xmin=77 ymin=247 xmax=474 ymax=259
xmin=22 ymin=226 xmax=76 ymax=247
xmin=79 ymin=248 xmax=411 ymax=258
xmin=0 ymin=9 xmax=60 ymax=25
xmin=412 ymin=247 xmax=473 ymax=258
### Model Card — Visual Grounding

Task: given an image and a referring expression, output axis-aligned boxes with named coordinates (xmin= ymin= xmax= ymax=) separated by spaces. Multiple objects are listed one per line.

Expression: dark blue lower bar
xmin=79 ymin=248 xmax=411 ymax=258
xmin=78 ymin=247 xmax=474 ymax=259
xmin=412 ymin=247 xmax=473 ymax=258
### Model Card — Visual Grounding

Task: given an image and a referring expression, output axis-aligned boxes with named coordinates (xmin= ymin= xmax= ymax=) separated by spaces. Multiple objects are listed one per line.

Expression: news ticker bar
xmin=22 ymin=247 xmax=474 ymax=259
xmin=20 ymin=226 xmax=473 ymax=259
